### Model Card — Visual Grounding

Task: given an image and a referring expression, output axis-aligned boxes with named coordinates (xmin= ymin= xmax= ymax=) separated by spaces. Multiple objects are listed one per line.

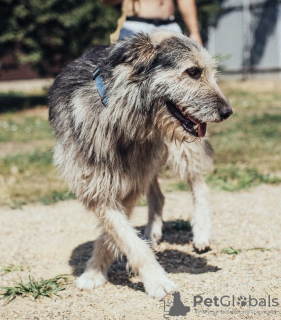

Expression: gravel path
xmin=1 ymin=184 xmax=281 ymax=320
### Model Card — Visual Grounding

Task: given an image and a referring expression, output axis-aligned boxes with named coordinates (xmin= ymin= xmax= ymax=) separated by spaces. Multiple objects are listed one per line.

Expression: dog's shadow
xmin=69 ymin=222 xmax=220 ymax=293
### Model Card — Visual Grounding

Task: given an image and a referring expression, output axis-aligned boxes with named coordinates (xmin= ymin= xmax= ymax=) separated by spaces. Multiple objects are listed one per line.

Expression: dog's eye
xmin=185 ymin=67 xmax=202 ymax=80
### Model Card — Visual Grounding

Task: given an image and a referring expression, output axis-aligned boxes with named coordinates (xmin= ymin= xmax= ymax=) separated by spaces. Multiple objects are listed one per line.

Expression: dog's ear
xmin=107 ymin=33 xmax=157 ymax=75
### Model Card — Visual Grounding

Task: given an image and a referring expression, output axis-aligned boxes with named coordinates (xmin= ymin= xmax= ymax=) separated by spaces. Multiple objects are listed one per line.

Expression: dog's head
xmin=106 ymin=30 xmax=232 ymax=141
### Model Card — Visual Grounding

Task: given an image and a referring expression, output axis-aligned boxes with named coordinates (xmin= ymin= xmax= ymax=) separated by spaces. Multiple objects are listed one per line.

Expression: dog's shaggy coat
xmin=48 ymin=30 xmax=232 ymax=298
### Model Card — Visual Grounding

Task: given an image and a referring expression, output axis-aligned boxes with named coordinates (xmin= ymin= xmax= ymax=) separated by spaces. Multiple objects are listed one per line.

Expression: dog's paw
xmin=144 ymin=222 xmax=163 ymax=247
xmin=76 ymin=271 xmax=107 ymax=290
xmin=146 ymin=276 xmax=177 ymax=299
xmin=193 ymin=235 xmax=211 ymax=253
xmin=140 ymin=266 xmax=177 ymax=298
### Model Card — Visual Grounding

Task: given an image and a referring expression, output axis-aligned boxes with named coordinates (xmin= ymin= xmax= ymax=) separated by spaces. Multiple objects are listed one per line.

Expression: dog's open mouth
xmin=166 ymin=101 xmax=207 ymax=137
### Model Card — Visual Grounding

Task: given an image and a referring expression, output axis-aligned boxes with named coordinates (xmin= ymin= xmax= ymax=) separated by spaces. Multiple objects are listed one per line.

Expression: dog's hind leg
xmin=76 ymin=232 xmax=117 ymax=290
xmin=79 ymin=203 xmax=176 ymax=298
xmin=144 ymin=176 xmax=165 ymax=247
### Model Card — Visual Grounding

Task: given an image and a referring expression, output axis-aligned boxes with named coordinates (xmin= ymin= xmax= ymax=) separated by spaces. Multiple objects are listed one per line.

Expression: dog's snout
xmin=219 ymin=103 xmax=233 ymax=120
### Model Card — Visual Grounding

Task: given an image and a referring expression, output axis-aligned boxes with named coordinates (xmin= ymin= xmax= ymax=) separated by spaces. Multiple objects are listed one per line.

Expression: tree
xmin=0 ymin=0 xmax=224 ymax=76
xmin=0 ymin=0 xmax=120 ymax=76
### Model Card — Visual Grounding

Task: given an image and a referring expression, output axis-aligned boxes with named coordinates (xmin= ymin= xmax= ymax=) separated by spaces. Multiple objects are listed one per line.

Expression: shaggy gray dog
xmin=48 ymin=30 xmax=232 ymax=298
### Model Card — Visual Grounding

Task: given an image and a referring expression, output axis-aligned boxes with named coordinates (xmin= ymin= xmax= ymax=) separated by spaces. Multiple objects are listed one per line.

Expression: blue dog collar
xmin=93 ymin=66 xmax=109 ymax=106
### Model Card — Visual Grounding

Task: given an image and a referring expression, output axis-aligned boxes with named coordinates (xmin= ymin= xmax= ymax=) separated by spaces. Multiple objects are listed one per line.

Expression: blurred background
xmin=0 ymin=0 xmax=281 ymax=208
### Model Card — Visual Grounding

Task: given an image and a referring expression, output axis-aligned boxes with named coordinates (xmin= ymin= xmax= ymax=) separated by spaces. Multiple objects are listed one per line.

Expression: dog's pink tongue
xmin=198 ymin=123 xmax=207 ymax=137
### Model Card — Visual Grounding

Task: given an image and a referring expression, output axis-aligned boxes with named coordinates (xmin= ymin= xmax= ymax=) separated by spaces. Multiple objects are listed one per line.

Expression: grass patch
xmin=174 ymin=181 xmax=189 ymax=191
xmin=8 ymin=201 xmax=27 ymax=210
xmin=1 ymin=80 xmax=281 ymax=206
xmin=0 ymin=150 xmax=72 ymax=207
xmin=39 ymin=190 xmax=76 ymax=205
xmin=0 ymin=114 xmax=52 ymax=143
xmin=246 ymin=247 xmax=270 ymax=252
xmin=0 ymin=107 xmax=74 ymax=206
xmin=172 ymin=220 xmax=192 ymax=231
xmin=0 ymin=274 xmax=72 ymax=303
xmin=0 ymin=150 xmax=53 ymax=175
xmin=1 ymin=264 xmax=24 ymax=274
xmin=221 ymin=247 xmax=242 ymax=255
xmin=208 ymin=86 xmax=281 ymax=173
xmin=221 ymin=247 xmax=270 ymax=255
xmin=206 ymin=166 xmax=281 ymax=191
xmin=204 ymin=82 xmax=281 ymax=191
xmin=137 ymin=198 xmax=147 ymax=207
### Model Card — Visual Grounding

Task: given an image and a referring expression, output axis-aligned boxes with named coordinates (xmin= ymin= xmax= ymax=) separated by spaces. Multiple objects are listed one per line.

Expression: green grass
xmin=0 ymin=104 xmax=76 ymax=207
xmin=1 ymin=264 xmax=24 ymax=274
xmin=0 ymin=115 xmax=53 ymax=143
xmin=38 ymin=190 xmax=76 ymax=205
xmin=246 ymin=247 xmax=270 ymax=252
xmin=208 ymin=112 xmax=281 ymax=170
xmin=137 ymin=198 xmax=147 ymax=207
xmin=174 ymin=181 xmax=189 ymax=191
xmin=208 ymin=84 xmax=281 ymax=174
xmin=205 ymin=81 xmax=281 ymax=190
xmin=0 ymin=274 xmax=72 ymax=303
xmin=221 ymin=247 xmax=270 ymax=255
xmin=0 ymin=81 xmax=281 ymax=206
xmin=0 ymin=150 xmax=53 ymax=175
xmin=172 ymin=219 xmax=192 ymax=231
xmin=221 ymin=247 xmax=242 ymax=255
xmin=0 ymin=149 xmax=74 ymax=207
xmin=206 ymin=166 xmax=281 ymax=191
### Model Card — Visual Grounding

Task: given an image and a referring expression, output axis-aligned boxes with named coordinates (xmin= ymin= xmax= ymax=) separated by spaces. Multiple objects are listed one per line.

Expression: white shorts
xmin=119 ymin=20 xmax=182 ymax=40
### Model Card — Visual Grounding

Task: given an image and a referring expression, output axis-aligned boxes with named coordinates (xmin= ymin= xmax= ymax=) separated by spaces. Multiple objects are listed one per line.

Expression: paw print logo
xmin=237 ymin=296 xmax=247 ymax=307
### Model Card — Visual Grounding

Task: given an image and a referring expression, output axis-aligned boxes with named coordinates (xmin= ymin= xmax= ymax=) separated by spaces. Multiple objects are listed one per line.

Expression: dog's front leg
xmin=144 ymin=176 xmax=165 ymax=247
xmin=165 ymin=140 xmax=212 ymax=252
xmin=87 ymin=206 xmax=176 ymax=298
xmin=188 ymin=175 xmax=212 ymax=252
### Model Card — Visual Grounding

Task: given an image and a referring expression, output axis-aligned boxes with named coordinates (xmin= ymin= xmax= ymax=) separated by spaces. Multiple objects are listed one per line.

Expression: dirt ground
xmin=1 ymin=184 xmax=281 ymax=320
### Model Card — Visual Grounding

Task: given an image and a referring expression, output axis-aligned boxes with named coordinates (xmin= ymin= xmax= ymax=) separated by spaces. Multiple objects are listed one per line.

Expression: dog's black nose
xmin=220 ymin=105 xmax=233 ymax=120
